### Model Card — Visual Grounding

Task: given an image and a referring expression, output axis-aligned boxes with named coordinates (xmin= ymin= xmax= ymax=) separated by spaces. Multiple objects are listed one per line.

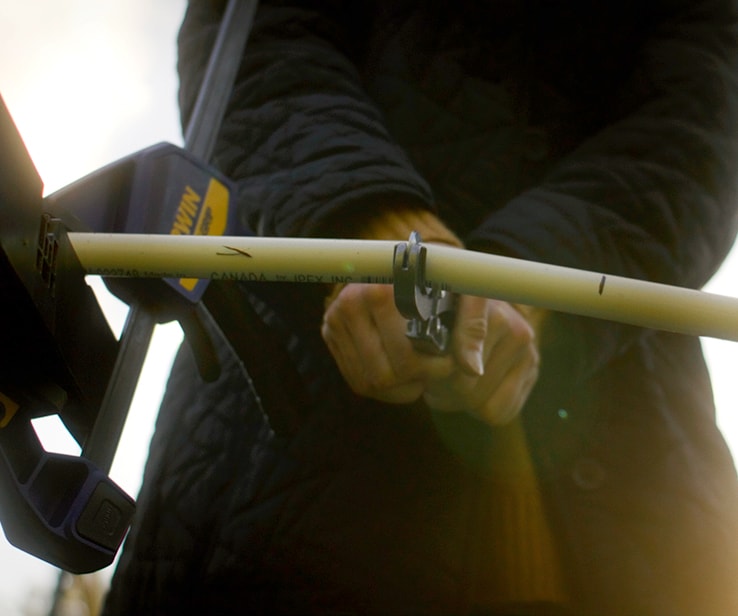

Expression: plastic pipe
xmin=67 ymin=232 xmax=738 ymax=342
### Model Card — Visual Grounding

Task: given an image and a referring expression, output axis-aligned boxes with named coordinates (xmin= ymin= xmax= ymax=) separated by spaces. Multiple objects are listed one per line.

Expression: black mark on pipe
xmin=217 ymin=246 xmax=253 ymax=257
xmin=599 ymin=275 xmax=606 ymax=295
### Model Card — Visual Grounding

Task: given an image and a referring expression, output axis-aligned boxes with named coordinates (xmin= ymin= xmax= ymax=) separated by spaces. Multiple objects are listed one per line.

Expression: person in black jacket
xmin=104 ymin=1 xmax=738 ymax=614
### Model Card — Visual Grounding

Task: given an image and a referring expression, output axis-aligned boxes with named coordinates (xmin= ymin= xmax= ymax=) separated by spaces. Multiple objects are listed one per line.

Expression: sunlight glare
xmin=6 ymin=24 xmax=148 ymax=195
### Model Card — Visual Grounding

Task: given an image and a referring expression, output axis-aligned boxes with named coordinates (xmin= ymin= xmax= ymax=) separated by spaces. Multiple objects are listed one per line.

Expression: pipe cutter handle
xmin=393 ymin=232 xmax=456 ymax=355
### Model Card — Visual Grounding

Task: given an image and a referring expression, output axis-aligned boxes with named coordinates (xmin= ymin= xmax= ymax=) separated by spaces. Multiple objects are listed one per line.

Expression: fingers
xmin=424 ymin=298 xmax=541 ymax=425
xmin=322 ymin=284 xmax=541 ymax=423
xmin=474 ymin=352 xmax=540 ymax=424
xmin=321 ymin=284 xmax=454 ymax=403
xmin=451 ymin=295 xmax=491 ymax=377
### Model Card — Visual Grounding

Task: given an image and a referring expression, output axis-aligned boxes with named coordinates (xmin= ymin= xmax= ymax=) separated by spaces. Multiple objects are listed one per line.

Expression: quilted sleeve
xmin=177 ymin=0 xmax=434 ymax=239
xmin=468 ymin=0 xmax=738 ymax=289
xmin=466 ymin=0 xmax=738 ymax=374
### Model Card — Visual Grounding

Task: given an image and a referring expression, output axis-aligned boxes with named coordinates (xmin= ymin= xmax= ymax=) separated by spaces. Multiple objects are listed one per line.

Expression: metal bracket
xmin=393 ymin=231 xmax=456 ymax=354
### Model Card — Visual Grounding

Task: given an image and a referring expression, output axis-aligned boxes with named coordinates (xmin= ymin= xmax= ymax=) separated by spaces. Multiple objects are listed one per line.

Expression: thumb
xmin=452 ymin=295 xmax=488 ymax=377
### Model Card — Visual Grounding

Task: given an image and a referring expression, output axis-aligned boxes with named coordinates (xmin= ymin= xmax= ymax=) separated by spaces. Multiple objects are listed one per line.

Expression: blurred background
xmin=2 ymin=1 xmax=738 ymax=614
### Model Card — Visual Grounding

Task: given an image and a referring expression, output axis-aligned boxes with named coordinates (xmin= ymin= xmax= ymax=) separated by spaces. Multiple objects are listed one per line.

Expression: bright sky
xmin=1 ymin=1 xmax=738 ymax=614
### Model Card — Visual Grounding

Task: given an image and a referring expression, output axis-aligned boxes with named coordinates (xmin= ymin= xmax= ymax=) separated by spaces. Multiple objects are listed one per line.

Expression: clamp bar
xmin=185 ymin=0 xmax=259 ymax=159
xmin=82 ymin=0 xmax=257 ymax=472
xmin=81 ymin=305 xmax=157 ymax=471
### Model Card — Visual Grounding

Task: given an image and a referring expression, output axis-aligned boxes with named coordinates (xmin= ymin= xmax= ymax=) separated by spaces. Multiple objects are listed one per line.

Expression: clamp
xmin=0 ymin=0 xmax=258 ymax=574
xmin=393 ymin=231 xmax=456 ymax=354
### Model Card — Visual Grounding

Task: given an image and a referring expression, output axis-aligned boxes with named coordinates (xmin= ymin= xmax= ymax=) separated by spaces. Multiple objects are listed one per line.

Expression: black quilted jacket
xmin=104 ymin=1 xmax=738 ymax=614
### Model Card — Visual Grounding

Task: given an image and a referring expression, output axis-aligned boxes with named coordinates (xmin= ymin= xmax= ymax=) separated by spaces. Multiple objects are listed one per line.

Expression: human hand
xmin=423 ymin=296 xmax=542 ymax=425
xmin=321 ymin=282 xmax=456 ymax=403
xmin=319 ymin=204 xmax=541 ymax=422
xmin=322 ymin=280 xmax=543 ymax=425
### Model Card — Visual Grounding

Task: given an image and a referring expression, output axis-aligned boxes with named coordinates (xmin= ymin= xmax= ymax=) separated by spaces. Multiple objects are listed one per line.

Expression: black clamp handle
xmin=393 ymin=231 xmax=456 ymax=354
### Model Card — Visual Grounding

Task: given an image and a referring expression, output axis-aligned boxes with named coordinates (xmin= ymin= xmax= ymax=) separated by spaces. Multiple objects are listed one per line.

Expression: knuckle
xmin=362 ymin=362 xmax=401 ymax=394
xmin=472 ymin=363 xmax=538 ymax=427
xmin=458 ymin=315 xmax=487 ymax=340
xmin=339 ymin=284 xmax=367 ymax=310
xmin=364 ymin=283 xmax=393 ymax=306
xmin=478 ymin=397 xmax=522 ymax=426
xmin=486 ymin=302 xmax=508 ymax=327
xmin=509 ymin=312 xmax=535 ymax=343
xmin=529 ymin=345 xmax=541 ymax=371
xmin=321 ymin=307 xmax=342 ymax=333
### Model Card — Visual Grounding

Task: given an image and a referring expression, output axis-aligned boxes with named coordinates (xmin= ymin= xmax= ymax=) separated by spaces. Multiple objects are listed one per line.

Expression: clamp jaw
xmin=393 ymin=232 xmax=456 ymax=354
xmin=0 ymin=97 xmax=234 ymax=573
xmin=0 ymin=95 xmax=134 ymax=574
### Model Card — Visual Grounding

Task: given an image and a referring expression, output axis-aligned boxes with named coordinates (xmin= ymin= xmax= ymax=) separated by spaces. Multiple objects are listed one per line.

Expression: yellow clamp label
xmin=0 ymin=392 xmax=20 ymax=428
xmin=169 ymin=178 xmax=230 ymax=292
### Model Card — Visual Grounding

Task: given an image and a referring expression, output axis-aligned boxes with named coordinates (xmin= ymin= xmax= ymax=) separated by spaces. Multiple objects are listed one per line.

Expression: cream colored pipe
xmin=68 ymin=232 xmax=738 ymax=342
